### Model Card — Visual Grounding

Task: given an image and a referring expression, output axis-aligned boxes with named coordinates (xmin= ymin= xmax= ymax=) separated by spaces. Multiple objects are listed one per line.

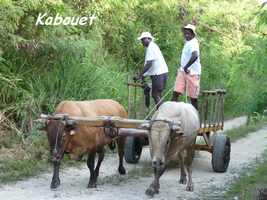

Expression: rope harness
xmin=53 ymin=124 xmax=61 ymax=156
xmin=144 ymin=72 xmax=190 ymax=119
xmin=52 ymin=120 xmax=73 ymax=162
xmin=144 ymin=86 xmax=174 ymax=120
xmin=103 ymin=116 xmax=119 ymax=138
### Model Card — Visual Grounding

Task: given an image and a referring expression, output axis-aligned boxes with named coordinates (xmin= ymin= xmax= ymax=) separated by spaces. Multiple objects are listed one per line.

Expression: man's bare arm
xmin=184 ymin=51 xmax=198 ymax=74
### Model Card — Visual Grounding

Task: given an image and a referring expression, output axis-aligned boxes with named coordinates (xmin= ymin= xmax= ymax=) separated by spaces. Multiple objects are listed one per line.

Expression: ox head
xmin=143 ymin=119 xmax=182 ymax=169
xmin=41 ymin=118 xmax=76 ymax=162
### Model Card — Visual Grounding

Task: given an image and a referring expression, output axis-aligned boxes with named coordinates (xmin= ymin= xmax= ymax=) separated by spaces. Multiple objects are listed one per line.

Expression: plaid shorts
xmin=174 ymin=70 xmax=200 ymax=98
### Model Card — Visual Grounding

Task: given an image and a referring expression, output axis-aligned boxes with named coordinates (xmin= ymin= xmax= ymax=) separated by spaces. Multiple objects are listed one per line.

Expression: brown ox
xmin=42 ymin=99 xmax=128 ymax=189
xmin=145 ymin=101 xmax=200 ymax=196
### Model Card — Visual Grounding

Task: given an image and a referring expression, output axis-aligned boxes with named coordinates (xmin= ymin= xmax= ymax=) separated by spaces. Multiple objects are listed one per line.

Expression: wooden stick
xmin=40 ymin=114 xmax=150 ymax=129
xmin=118 ymin=128 xmax=148 ymax=137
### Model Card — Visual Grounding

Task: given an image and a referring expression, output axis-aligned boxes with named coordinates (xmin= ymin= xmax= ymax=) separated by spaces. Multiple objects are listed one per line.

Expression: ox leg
xmin=178 ymin=152 xmax=187 ymax=184
xmin=87 ymin=149 xmax=105 ymax=188
xmin=93 ymin=149 xmax=105 ymax=185
xmin=145 ymin=166 xmax=166 ymax=197
xmin=87 ymin=152 xmax=96 ymax=188
xmin=116 ymin=137 xmax=126 ymax=175
xmin=50 ymin=161 xmax=61 ymax=189
xmin=185 ymin=148 xmax=194 ymax=192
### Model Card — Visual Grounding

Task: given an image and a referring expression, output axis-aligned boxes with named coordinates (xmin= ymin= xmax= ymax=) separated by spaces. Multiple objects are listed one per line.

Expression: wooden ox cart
xmin=39 ymin=90 xmax=230 ymax=173
xmin=125 ymin=82 xmax=230 ymax=173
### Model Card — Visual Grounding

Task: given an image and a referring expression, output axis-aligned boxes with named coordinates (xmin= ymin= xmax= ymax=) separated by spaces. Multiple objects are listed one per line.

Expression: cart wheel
xmin=212 ymin=134 xmax=231 ymax=172
xmin=124 ymin=136 xmax=143 ymax=164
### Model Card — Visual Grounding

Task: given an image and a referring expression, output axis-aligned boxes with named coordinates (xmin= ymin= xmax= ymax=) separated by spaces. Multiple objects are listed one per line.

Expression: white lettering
xmin=63 ymin=17 xmax=71 ymax=25
xmin=70 ymin=17 xmax=79 ymax=25
xmin=35 ymin=13 xmax=47 ymax=25
xmin=54 ymin=13 xmax=63 ymax=25
xmin=45 ymin=17 xmax=53 ymax=25
xmin=35 ymin=13 xmax=97 ymax=26
xmin=79 ymin=17 xmax=88 ymax=25
xmin=89 ymin=15 xmax=97 ymax=25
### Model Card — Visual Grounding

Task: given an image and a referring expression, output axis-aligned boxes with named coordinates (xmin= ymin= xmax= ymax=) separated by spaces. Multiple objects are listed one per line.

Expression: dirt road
xmin=1 ymin=116 xmax=267 ymax=200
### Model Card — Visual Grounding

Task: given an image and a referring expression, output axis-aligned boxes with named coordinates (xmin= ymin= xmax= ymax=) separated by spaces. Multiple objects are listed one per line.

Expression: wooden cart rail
xmin=199 ymin=89 xmax=226 ymax=133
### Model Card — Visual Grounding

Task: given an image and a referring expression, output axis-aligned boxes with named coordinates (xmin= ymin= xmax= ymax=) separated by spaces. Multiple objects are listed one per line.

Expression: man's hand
xmin=184 ymin=67 xmax=190 ymax=74
xmin=133 ymin=74 xmax=144 ymax=82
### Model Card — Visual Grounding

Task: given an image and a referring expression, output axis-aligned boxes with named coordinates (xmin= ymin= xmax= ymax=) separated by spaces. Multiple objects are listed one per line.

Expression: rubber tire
xmin=212 ymin=134 xmax=231 ymax=172
xmin=124 ymin=136 xmax=143 ymax=164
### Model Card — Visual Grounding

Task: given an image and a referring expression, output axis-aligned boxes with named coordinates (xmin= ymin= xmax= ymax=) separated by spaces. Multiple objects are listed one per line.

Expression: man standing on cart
xmin=172 ymin=24 xmax=201 ymax=110
xmin=136 ymin=32 xmax=169 ymax=109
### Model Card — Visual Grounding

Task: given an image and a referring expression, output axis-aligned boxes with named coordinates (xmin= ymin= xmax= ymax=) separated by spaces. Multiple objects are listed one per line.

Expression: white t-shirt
xmin=143 ymin=41 xmax=169 ymax=76
xmin=180 ymin=37 xmax=201 ymax=75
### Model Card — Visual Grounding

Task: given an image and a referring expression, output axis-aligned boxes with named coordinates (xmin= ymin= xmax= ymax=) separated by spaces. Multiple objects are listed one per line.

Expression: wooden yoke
xmin=39 ymin=114 xmax=152 ymax=138
xmin=40 ymin=114 xmax=150 ymax=129
xmin=38 ymin=114 xmax=182 ymax=138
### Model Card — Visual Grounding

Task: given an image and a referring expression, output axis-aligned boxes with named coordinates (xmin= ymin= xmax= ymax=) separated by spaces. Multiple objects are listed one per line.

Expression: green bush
xmin=0 ymin=0 xmax=266 ymax=130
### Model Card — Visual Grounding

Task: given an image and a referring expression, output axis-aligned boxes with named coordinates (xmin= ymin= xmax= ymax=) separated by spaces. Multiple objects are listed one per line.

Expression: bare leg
xmin=171 ymin=91 xmax=182 ymax=102
xmin=190 ymin=98 xmax=198 ymax=110
xmin=152 ymin=90 xmax=163 ymax=109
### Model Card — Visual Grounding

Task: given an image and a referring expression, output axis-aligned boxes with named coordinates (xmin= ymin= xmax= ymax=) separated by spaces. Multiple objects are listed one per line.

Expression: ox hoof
xmin=50 ymin=178 xmax=60 ymax=189
xmin=186 ymin=184 xmax=194 ymax=192
xmin=145 ymin=187 xmax=156 ymax=197
xmin=87 ymin=182 xmax=97 ymax=188
xmin=118 ymin=166 xmax=126 ymax=175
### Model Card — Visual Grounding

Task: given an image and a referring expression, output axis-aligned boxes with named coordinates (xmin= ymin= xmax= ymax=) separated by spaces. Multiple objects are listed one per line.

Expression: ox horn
xmin=34 ymin=113 xmax=51 ymax=124
xmin=171 ymin=122 xmax=181 ymax=131
xmin=170 ymin=122 xmax=183 ymax=136
xmin=34 ymin=118 xmax=47 ymax=124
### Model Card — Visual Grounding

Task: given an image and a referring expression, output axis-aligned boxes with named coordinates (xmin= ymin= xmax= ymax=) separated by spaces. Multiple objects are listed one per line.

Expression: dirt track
xmin=1 ymin=116 xmax=267 ymax=200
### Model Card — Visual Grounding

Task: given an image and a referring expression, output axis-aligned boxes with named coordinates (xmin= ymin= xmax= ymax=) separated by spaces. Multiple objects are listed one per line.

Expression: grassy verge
xmin=224 ymin=118 xmax=267 ymax=142
xmin=0 ymin=129 xmax=50 ymax=184
xmin=0 ymin=124 xmax=80 ymax=184
xmin=0 ymin=159 xmax=49 ymax=184
xmin=224 ymin=150 xmax=267 ymax=200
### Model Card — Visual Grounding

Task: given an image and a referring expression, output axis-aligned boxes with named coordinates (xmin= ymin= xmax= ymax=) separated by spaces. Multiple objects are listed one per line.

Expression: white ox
xmin=145 ymin=101 xmax=200 ymax=196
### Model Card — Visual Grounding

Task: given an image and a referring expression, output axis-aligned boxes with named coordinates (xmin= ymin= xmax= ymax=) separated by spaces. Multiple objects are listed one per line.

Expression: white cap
xmin=137 ymin=32 xmax=155 ymax=41
xmin=260 ymin=0 xmax=267 ymax=6
xmin=183 ymin=24 xmax=197 ymax=35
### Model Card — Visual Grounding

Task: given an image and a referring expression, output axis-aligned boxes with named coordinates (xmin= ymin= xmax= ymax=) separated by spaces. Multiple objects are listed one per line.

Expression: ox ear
xmin=140 ymin=122 xmax=151 ymax=130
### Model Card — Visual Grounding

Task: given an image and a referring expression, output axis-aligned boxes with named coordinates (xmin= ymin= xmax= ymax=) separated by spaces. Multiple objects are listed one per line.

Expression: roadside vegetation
xmin=225 ymin=112 xmax=267 ymax=142
xmin=0 ymin=0 xmax=267 ymax=184
xmin=224 ymin=149 xmax=267 ymax=200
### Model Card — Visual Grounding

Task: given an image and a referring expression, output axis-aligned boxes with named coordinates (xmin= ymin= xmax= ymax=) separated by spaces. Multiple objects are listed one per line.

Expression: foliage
xmin=0 ymin=1 xmax=267 ymax=183
xmin=224 ymin=150 xmax=267 ymax=200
